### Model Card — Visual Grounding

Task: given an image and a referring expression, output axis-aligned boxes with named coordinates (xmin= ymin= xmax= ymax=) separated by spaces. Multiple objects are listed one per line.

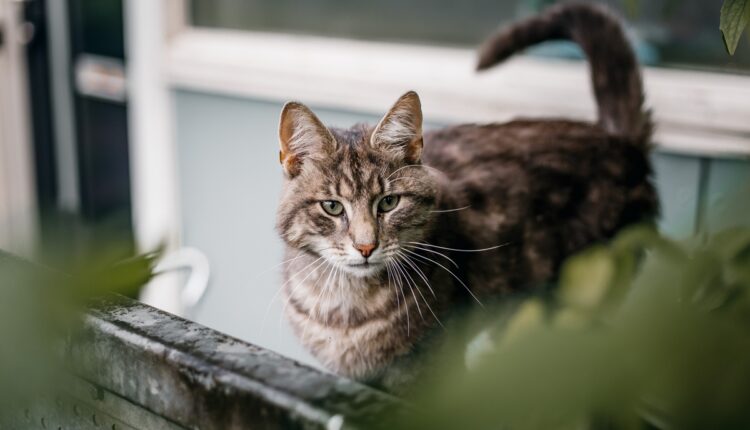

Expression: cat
xmin=275 ymin=2 xmax=658 ymax=392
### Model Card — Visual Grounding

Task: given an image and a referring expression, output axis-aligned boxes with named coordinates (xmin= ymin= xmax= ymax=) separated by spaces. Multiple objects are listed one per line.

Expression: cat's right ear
xmin=279 ymin=102 xmax=336 ymax=177
xmin=370 ymin=91 xmax=423 ymax=163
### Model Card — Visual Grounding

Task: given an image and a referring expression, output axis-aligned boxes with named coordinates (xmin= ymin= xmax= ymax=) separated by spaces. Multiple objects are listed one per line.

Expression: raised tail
xmin=477 ymin=2 xmax=651 ymax=143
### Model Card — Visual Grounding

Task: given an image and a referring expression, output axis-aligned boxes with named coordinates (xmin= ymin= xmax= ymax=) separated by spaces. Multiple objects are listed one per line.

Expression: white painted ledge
xmin=166 ymin=29 xmax=750 ymax=159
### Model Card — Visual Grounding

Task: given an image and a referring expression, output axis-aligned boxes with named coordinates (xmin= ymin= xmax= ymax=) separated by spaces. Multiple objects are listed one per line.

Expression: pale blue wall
xmin=173 ymin=89 xmax=750 ymax=365
xmin=703 ymin=159 xmax=750 ymax=233
xmin=651 ymin=153 xmax=702 ymax=237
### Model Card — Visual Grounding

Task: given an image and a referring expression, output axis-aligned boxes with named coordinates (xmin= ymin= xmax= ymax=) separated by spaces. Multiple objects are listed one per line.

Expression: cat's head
xmin=276 ymin=91 xmax=437 ymax=278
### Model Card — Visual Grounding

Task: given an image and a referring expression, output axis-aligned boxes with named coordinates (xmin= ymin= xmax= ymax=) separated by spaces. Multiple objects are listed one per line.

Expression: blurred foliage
xmin=618 ymin=0 xmax=749 ymax=57
xmin=720 ymin=0 xmax=750 ymax=55
xmin=387 ymin=225 xmax=750 ymax=429
xmin=620 ymin=0 xmax=684 ymax=19
xmin=0 ymin=239 xmax=159 ymax=411
xmin=537 ymin=0 xmax=748 ymax=58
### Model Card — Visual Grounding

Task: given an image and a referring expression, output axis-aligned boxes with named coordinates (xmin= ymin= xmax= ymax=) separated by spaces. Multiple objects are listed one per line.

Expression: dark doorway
xmin=24 ymin=0 xmax=133 ymax=254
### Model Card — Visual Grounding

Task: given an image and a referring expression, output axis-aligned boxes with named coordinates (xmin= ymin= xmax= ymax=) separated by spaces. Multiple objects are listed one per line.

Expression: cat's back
xmin=422 ymin=119 xmax=658 ymax=292
xmin=424 ymin=119 xmax=652 ymax=198
xmin=424 ymin=119 xmax=623 ymax=174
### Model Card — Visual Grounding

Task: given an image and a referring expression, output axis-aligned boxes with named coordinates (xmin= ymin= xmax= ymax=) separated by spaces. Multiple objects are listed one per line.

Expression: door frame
xmin=0 ymin=0 xmax=37 ymax=256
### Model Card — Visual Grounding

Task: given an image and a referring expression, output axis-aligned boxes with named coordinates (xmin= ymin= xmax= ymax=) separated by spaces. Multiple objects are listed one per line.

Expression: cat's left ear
xmin=370 ymin=91 xmax=423 ymax=163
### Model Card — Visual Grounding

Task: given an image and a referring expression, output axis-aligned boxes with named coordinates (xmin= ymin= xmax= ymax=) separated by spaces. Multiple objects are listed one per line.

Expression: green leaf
xmin=558 ymin=247 xmax=614 ymax=311
xmin=499 ymin=300 xmax=545 ymax=346
xmin=720 ymin=0 xmax=750 ymax=55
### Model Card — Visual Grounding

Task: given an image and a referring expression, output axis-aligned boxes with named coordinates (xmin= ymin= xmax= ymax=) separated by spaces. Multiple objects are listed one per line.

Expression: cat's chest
xmin=288 ymin=307 xmax=401 ymax=377
xmin=284 ymin=290 xmax=409 ymax=378
xmin=281 ymin=266 xmax=422 ymax=378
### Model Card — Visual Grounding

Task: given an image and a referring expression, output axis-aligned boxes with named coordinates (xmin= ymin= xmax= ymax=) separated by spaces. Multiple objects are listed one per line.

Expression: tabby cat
xmin=275 ymin=2 xmax=658 ymax=391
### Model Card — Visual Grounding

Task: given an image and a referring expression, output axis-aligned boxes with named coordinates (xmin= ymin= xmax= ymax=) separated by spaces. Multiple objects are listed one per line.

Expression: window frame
xmin=166 ymin=1 xmax=750 ymax=158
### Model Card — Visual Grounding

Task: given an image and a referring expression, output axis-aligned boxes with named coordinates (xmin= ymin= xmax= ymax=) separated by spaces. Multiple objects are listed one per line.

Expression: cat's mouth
xmin=344 ymin=260 xmax=384 ymax=277
xmin=348 ymin=261 xmax=374 ymax=267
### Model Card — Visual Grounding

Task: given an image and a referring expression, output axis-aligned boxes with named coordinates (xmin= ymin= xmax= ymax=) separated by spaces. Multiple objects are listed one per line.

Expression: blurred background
xmin=1 ymin=0 xmax=749 ymax=369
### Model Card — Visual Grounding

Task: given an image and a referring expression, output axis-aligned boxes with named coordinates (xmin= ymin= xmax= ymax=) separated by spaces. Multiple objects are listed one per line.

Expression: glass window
xmin=190 ymin=0 xmax=750 ymax=73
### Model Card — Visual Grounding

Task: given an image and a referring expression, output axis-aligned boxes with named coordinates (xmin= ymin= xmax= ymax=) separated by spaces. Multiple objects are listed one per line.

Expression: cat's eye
xmin=377 ymin=195 xmax=400 ymax=213
xmin=321 ymin=200 xmax=344 ymax=216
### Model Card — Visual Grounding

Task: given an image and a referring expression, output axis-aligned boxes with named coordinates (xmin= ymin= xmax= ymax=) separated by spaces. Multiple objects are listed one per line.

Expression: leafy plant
xmin=721 ymin=0 xmax=750 ymax=55
xmin=388 ymin=225 xmax=750 ymax=429
xmin=536 ymin=0 xmax=749 ymax=57
xmin=0 ymin=241 xmax=160 ymax=410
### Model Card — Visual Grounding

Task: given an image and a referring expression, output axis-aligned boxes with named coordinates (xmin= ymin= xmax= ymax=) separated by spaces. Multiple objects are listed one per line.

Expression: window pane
xmin=191 ymin=0 xmax=750 ymax=73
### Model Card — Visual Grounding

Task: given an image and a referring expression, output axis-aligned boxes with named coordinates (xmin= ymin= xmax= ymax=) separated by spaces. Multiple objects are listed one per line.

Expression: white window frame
xmin=128 ymin=0 xmax=750 ymax=311
xmin=164 ymin=2 xmax=750 ymax=157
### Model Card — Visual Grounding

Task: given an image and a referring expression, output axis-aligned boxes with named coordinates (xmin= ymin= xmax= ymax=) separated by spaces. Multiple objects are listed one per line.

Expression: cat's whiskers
xmin=279 ymin=257 xmax=330 ymax=328
xmin=393 ymin=259 xmax=412 ymax=330
xmin=335 ymin=263 xmax=346 ymax=304
xmin=335 ymin=268 xmax=367 ymax=356
xmin=404 ymin=249 xmax=484 ymax=307
xmin=393 ymin=259 xmax=414 ymax=335
xmin=402 ymin=244 xmax=459 ymax=269
xmin=429 ymin=205 xmax=471 ymax=213
xmin=395 ymin=252 xmax=444 ymax=328
xmin=386 ymin=259 xmax=410 ymax=336
xmin=385 ymin=260 xmax=402 ymax=321
xmin=251 ymin=251 xmax=309 ymax=285
xmin=396 ymin=250 xmax=437 ymax=298
xmin=276 ymin=253 xmax=329 ymax=290
xmin=261 ymin=255 xmax=324 ymax=333
xmin=390 ymin=257 xmax=424 ymax=321
xmin=301 ymin=261 xmax=338 ymax=340
xmin=316 ymin=261 xmax=339 ymax=318
xmin=387 ymin=176 xmax=432 ymax=186
xmin=386 ymin=163 xmax=447 ymax=180
xmin=277 ymin=256 xmax=326 ymax=297
xmin=330 ymin=261 xmax=342 ymax=304
xmin=407 ymin=241 xmax=511 ymax=253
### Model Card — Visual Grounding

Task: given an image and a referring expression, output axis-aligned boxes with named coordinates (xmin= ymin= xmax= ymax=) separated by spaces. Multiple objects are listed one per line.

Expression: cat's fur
xmin=275 ymin=2 xmax=658 ymax=391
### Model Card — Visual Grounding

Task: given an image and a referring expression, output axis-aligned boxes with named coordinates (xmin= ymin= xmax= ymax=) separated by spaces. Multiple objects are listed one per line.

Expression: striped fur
xmin=275 ymin=3 xmax=658 ymax=392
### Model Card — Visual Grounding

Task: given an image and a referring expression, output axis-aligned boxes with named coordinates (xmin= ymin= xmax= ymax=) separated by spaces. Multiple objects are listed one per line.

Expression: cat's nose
xmin=354 ymin=243 xmax=377 ymax=258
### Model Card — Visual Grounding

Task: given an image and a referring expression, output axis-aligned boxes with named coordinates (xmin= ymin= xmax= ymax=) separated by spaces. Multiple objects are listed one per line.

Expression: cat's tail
xmin=476 ymin=2 xmax=651 ymax=143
